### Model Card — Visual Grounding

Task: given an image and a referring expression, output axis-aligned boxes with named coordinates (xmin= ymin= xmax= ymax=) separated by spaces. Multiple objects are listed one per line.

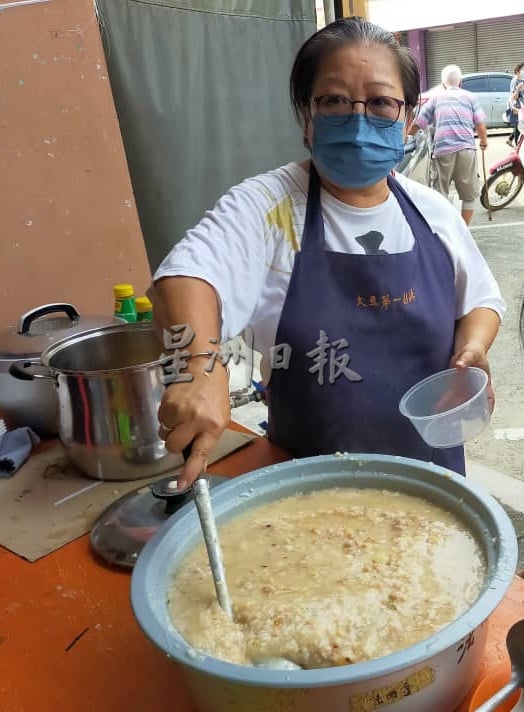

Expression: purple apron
xmin=267 ymin=164 xmax=465 ymax=475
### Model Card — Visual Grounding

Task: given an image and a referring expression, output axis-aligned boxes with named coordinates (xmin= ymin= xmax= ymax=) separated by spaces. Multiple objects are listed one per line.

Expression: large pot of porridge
xmin=131 ymin=454 xmax=518 ymax=712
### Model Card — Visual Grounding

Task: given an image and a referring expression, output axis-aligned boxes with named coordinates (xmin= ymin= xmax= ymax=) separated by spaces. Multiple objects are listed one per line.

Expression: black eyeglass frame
xmin=310 ymin=95 xmax=406 ymax=128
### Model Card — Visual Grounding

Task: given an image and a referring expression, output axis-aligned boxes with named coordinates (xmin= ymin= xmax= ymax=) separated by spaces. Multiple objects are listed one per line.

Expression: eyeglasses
xmin=311 ymin=94 xmax=405 ymax=128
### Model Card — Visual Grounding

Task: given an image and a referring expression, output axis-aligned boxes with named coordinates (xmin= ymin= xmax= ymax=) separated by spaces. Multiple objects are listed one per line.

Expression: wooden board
xmin=0 ymin=0 xmax=151 ymax=328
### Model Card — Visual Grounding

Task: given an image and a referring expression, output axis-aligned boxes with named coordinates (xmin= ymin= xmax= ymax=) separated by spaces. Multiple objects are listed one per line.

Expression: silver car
xmin=420 ymin=71 xmax=512 ymax=129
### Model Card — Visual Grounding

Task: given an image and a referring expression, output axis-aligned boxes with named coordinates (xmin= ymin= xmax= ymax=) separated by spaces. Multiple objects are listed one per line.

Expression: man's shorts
xmin=434 ymin=149 xmax=479 ymax=202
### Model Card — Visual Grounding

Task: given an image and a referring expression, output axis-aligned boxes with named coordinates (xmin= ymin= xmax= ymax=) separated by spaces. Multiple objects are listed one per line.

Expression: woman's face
xmin=304 ymin=42 xmax=407 ymax=147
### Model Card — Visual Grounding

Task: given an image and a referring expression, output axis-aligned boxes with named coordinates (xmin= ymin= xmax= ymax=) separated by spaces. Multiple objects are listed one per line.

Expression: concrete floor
xmin=466 ymin=131 xmax=524 ymax=568
xmin=467 ymin=132 xmax=524 ymax=479
xmin=231 ymin=131 xmax=524 ymax=568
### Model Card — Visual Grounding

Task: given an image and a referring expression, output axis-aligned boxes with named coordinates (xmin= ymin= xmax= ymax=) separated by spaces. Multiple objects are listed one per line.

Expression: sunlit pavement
xmin=467 ymin=130 xmax=524 ymax=568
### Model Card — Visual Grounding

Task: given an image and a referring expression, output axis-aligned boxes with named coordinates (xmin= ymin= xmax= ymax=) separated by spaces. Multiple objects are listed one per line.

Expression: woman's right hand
xmin=158 ymin=362 xmax=231 ymax=489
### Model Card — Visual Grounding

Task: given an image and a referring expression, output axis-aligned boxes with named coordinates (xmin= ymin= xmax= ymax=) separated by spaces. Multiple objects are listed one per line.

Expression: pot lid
xmin=90 ymin=474 xmax=228 ymax=569
xmin=0 ymin=303 xmax=123 ymax=360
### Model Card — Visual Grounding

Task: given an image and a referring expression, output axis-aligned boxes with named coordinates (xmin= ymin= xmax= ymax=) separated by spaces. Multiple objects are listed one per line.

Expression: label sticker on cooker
xmin=347 ymin=666 xmax=436 ymax=711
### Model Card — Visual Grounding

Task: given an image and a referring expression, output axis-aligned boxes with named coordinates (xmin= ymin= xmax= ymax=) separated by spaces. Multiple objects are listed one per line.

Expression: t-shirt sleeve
xmin=471 ymin=95 xmax=487 ymax=125
xmin=414 ymin=98 xmax=435 ymax=130
xmin=436 ymin=202 xmax=505 ymax=320
xmin=455 ymin=242 xmax=505 ymax=320
xmin=394 ymin=175 xmax=506 ymax=321
xmin=153 ymin=180 xmax=268 ymax=341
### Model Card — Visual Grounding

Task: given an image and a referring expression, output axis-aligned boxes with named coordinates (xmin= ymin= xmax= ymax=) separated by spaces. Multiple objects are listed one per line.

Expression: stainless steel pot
xmin=9 ymin=322 xmax=179 ymax=481
xmin=131 ymin=454 xmax=518 ymax=712
xmin=0 ymin=303 xmax=122 ymax=436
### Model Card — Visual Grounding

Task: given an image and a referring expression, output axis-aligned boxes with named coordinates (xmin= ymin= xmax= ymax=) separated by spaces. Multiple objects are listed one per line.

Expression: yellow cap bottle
xmin=113 ymin=284 xmax=137 ymax=322
xmin=113 ymin=283 xmax=135 ymax=299
xmin=135 ymin=296 xmax=153 ymax=322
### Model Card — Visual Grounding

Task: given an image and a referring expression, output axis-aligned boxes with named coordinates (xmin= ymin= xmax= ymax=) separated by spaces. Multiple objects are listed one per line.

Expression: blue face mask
xmin=311 ymin=113 xmax=405 ymax=189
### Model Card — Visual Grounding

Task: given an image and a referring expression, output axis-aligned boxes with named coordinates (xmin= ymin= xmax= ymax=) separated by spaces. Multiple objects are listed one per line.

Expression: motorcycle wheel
xmin=480 ymin=168 xmax=524 ymax=210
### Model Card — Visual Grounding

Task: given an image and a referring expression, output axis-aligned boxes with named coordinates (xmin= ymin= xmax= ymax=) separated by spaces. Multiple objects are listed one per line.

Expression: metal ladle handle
xmin=474 ymin=672 xmax=521 ymax=711
xmin=183 ymin=445 xmax=233 ymax=620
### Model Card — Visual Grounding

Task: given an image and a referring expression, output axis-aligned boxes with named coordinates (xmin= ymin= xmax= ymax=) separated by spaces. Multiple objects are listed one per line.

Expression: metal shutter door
xmin=425 ymin=24 xmax=477 ymax=88
xmin=477 ymin=16 xmax=524 ymax=73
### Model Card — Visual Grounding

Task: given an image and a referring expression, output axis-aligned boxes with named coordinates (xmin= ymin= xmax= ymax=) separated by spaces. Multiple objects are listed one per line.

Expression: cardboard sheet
xmin=0 ymin=429 xmax=254 ymax=561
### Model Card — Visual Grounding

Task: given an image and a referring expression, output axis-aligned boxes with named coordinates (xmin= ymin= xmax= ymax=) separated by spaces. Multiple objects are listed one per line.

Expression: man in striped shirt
xmin=409 ymin=64 xmax=488 ymax=225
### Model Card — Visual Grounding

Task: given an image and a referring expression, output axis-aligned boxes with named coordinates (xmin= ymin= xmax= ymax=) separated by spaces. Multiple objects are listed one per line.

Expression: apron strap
xmin=387 ymin=174 xmax=437 ymax=239
xmin=301 ymin=162 xmax=326 ymax=252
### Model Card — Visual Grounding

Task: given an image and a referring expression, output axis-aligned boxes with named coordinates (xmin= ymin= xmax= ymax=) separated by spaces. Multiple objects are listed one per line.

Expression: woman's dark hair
xmin=290 ymin=17 xmax=420 ymax=121
xmin=514 ymin=62 xmax=524 ymax=75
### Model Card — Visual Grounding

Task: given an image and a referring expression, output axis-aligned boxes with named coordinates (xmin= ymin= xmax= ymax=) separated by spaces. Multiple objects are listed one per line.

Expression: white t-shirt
xmin=154 ymin=162 xmax=505 ymax=378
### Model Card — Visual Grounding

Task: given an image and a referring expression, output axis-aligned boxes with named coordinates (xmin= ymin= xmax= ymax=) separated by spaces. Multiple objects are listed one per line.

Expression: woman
xmin=506 ymin=62 xmax=524 ymax=147
xmin=150 ymin=18 xmax=505 ymax=487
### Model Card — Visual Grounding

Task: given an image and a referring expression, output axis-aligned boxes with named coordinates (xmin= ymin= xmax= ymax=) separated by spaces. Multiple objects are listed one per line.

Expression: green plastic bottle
xmin=113 ymin=283 xmax=137 ymax=323
xmin=135 ymin=296 xmax=153 ymax=322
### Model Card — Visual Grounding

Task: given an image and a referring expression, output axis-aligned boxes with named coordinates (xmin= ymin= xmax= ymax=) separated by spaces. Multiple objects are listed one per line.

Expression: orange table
xmin=0 ymin=435 xmax=522 ymax=712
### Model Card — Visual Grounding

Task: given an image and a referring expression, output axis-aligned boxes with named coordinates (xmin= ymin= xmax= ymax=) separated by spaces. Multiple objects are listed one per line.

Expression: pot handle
xmin=8 ymin=360 xmax=54 ymax=381
xmin=18 ymin=303 xmax=80 ymax=335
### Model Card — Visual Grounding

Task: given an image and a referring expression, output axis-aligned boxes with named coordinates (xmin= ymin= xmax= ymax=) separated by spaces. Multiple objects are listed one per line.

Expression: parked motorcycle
xmin=480 ymin=133 xmax=524 ymax=210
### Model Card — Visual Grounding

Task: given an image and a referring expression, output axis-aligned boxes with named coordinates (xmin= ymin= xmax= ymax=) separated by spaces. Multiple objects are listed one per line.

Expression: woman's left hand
xmin=450 ymin=343 xmax=494 ymax=413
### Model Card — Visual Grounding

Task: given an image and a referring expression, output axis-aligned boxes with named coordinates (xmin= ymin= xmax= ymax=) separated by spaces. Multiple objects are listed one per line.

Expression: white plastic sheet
xmin=397 ymin=128 xmax=434 ymax=187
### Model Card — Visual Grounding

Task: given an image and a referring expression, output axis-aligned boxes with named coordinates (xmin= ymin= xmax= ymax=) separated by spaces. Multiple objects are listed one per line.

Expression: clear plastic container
xmin=399 ymin=367 xmax=490 ymax=448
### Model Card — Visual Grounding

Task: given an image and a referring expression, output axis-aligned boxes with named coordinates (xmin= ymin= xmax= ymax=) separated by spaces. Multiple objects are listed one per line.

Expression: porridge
xmin=168 ymin=488 xmax=485 ymax=669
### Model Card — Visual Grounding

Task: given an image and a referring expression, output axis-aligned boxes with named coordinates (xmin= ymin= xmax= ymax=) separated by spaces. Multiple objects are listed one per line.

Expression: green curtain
xmin=95 ymin=0 xmax=316 ymax=270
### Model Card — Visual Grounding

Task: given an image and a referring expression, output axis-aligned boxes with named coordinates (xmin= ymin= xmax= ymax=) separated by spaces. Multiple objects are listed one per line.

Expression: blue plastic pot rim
xmin=130 ymin=452 xmax=518 ymax=689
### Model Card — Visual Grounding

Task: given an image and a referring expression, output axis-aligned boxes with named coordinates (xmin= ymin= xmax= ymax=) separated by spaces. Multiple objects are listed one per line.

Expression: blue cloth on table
xmin=0 ymin=427 xmax=40 ymax=477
